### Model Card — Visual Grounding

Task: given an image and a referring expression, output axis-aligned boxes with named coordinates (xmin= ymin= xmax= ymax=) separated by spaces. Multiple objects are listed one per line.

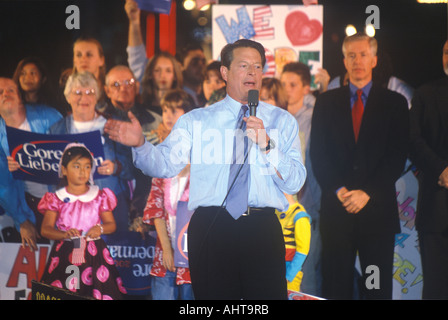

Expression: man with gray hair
xmin=104 ymin=65 xmax=161 ymax=231
xmin=104 ymin=65 xmax=161 ymax=134
xmin=310 ymin=33 xmax=409 ymax=299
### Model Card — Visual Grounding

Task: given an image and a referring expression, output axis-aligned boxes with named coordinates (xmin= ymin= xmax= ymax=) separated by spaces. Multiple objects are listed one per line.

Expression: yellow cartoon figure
xmin=275 ymin=194 xmax=311 ymax=292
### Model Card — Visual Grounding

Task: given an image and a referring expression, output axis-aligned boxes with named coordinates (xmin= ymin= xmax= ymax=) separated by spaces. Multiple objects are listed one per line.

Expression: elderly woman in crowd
xmin=49 ymin=71 xmax=133 ymax=232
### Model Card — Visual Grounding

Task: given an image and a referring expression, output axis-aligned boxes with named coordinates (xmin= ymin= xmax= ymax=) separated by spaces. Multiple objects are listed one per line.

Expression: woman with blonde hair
xmin=72 ymin=37 xmax=106 ymax=86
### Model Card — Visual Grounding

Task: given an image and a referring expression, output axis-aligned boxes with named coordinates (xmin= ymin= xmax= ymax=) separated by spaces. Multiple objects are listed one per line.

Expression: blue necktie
xmin=226 ymin=105 xmax=250 ymax=219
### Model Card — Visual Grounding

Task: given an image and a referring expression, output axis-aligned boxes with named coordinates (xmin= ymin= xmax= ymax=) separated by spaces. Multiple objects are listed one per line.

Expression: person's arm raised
xmin=125 ymin=0 xmax=143 ymax=47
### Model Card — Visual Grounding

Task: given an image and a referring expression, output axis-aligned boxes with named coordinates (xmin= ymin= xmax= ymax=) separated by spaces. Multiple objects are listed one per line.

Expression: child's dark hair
xmin=160 ymin=89 xmax=196 ymax=113
xmin=58 ymin=146 xmax=94 ymax=187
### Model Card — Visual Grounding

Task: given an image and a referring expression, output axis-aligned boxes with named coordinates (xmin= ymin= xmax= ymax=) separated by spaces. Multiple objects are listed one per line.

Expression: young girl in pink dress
xmin=38 ymin=143 xmax=127 ymax=300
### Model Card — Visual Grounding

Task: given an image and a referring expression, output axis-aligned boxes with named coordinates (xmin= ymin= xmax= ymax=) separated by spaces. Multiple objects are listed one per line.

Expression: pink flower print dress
xmin=38 ymin=185 xmax=127 ymax=300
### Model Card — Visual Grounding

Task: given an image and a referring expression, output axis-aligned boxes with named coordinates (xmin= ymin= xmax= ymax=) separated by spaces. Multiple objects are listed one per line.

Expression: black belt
xmin=196 ymin=206 xmax=275 ymax=217
xmin=242 ymin=207 xmax=275 ymax=216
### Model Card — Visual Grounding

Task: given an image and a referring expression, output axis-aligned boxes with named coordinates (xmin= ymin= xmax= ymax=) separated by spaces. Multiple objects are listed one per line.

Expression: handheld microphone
xmin=248 ymin=89 xmax=259 ymax=117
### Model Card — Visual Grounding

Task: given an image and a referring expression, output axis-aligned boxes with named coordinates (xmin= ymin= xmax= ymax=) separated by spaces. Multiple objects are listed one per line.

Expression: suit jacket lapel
xmin=337 ymin=86 xmax=357 ymax=149
xmin=436 ymin=78 xmax=448 ymax=123
xmin=435 ymin=78 xmax=448 ymax=149
xmin=357 ymin=85 xmax=379 ymax=144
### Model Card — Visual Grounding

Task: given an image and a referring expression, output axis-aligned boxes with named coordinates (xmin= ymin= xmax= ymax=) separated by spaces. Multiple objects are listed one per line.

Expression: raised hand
xmin=104 ymin=111 xmax=145 ymax=147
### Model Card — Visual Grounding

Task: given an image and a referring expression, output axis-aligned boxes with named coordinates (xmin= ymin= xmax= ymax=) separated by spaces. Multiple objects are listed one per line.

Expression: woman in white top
xmin=49 ymin=72 xmax=134 ymax=232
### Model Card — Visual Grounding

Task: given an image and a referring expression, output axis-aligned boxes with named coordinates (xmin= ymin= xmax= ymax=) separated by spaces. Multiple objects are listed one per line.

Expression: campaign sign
xmin=174 ymin=201 xmax=194 ymax=268
xmin=103 ymin=231 xmax=156 ymax=296
xmin=0 ymin=242 xmax=51 ymax=300
xmin=31 ymin=280 xmax=95 ymax=300
xmin=288 ymin=289 xmax=323 ymax=300
xmin=212 ymin=5 xmax=323 ymax=88
xmin=6 ymin=126 xmax=105 ymax=185
xmin=136 ymin=0 xmax=172 ymax=14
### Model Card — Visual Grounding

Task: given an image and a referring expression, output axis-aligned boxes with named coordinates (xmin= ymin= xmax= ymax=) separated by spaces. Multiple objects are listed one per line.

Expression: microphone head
xmin=248 ymin=90 xmax=259 ymax=117
xmin=248 ymin=90 xmax=259 ymax=107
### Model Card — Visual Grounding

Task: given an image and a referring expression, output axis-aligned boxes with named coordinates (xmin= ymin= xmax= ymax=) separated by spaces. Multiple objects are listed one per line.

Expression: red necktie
xmin=352 ymin=89 xmax=364 ymax=142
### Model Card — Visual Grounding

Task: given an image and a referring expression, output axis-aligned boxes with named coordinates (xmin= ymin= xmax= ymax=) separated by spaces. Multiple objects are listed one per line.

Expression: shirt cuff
xmin=335 ymin=186 xmax=345 ymax=195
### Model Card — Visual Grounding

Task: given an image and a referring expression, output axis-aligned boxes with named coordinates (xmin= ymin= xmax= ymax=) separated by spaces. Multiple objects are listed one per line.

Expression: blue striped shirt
xmin=132 ymin=95 xmax=306 ymax=212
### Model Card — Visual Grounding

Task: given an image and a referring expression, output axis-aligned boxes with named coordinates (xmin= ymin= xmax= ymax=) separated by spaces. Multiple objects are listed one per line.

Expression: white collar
xmin=55 ymin=185 xmax=99 ymax=203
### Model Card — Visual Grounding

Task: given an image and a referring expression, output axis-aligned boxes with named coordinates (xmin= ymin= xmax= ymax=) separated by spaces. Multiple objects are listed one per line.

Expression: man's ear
xmin=372 ymin=55 xmax=378 ymax=69
xmin=343 ymin=57 xmax=348 ymax=73
xmin=220 ymin=65 xmax=228 ymax=82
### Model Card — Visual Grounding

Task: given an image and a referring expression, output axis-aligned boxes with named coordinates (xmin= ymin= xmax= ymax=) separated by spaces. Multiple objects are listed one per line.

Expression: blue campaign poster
xmin=103 ymin=231 xmax=157 ymax=296
xmin=136 ymin=0 xmax=172 ymax=14
xmin=6 ymin=126 xmax=105 ymax=185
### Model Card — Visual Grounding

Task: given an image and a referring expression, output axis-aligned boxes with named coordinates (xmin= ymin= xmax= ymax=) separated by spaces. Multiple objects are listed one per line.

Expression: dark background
xmin=0 ymin=0 xmax=446 ymax=91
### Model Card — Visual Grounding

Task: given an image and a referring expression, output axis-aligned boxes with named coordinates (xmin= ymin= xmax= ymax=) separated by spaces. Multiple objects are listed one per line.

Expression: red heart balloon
xmin=285 ymin=11 xmax=323 ymax=46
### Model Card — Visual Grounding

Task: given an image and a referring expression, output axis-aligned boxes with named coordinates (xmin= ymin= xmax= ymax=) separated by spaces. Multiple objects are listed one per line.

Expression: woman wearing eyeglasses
xmin=49 ymin=72 xmax=133 ymax=233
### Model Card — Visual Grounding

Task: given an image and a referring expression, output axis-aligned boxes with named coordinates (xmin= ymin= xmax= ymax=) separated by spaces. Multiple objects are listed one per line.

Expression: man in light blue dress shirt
xmin=105 ymin=39 xmax=306 ymax=300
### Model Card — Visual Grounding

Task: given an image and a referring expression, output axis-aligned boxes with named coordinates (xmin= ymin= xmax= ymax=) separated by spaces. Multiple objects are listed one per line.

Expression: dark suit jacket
xmin=310 ymin=85 xmax=409 ymax=235
xmin=409 ymin=77 xmax=448 ymax=233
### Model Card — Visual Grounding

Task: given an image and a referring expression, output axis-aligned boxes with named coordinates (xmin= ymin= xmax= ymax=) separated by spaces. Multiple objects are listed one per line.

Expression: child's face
xmin=162 ymin=106 xmax=185 ymax=131
xmin=62 ymin=156 xmax=92 ymax=187
xmin=280 ymin=72 xmax=310 ymax=106
xmin=203 ymin=70 xmax=225 ymax=100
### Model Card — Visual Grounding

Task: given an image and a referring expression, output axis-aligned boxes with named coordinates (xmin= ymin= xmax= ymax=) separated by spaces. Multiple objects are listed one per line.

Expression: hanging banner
xmin=0 ymin=230 xmax=156 ymax=299
xmin=393 ymin=169 xmax=422 ymax=299
xmin=212 ymin=5 xmax=323 ymax=87
xmin=6 ymin=127 xmax=105 ymax=185
xmin=0 ymin=242 xmax=51 ymax=300
xmin=103 ymin=231 xmax=157 ymax=296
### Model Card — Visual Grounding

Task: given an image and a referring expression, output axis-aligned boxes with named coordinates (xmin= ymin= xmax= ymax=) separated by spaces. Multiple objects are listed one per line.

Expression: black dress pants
xmin=320 ymin=218 xmax=395 ymax=300
xmin=187 ymin=206 xmax=287 ymax=300
xmin=419 ymin=229 xmax=448 ymax=299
